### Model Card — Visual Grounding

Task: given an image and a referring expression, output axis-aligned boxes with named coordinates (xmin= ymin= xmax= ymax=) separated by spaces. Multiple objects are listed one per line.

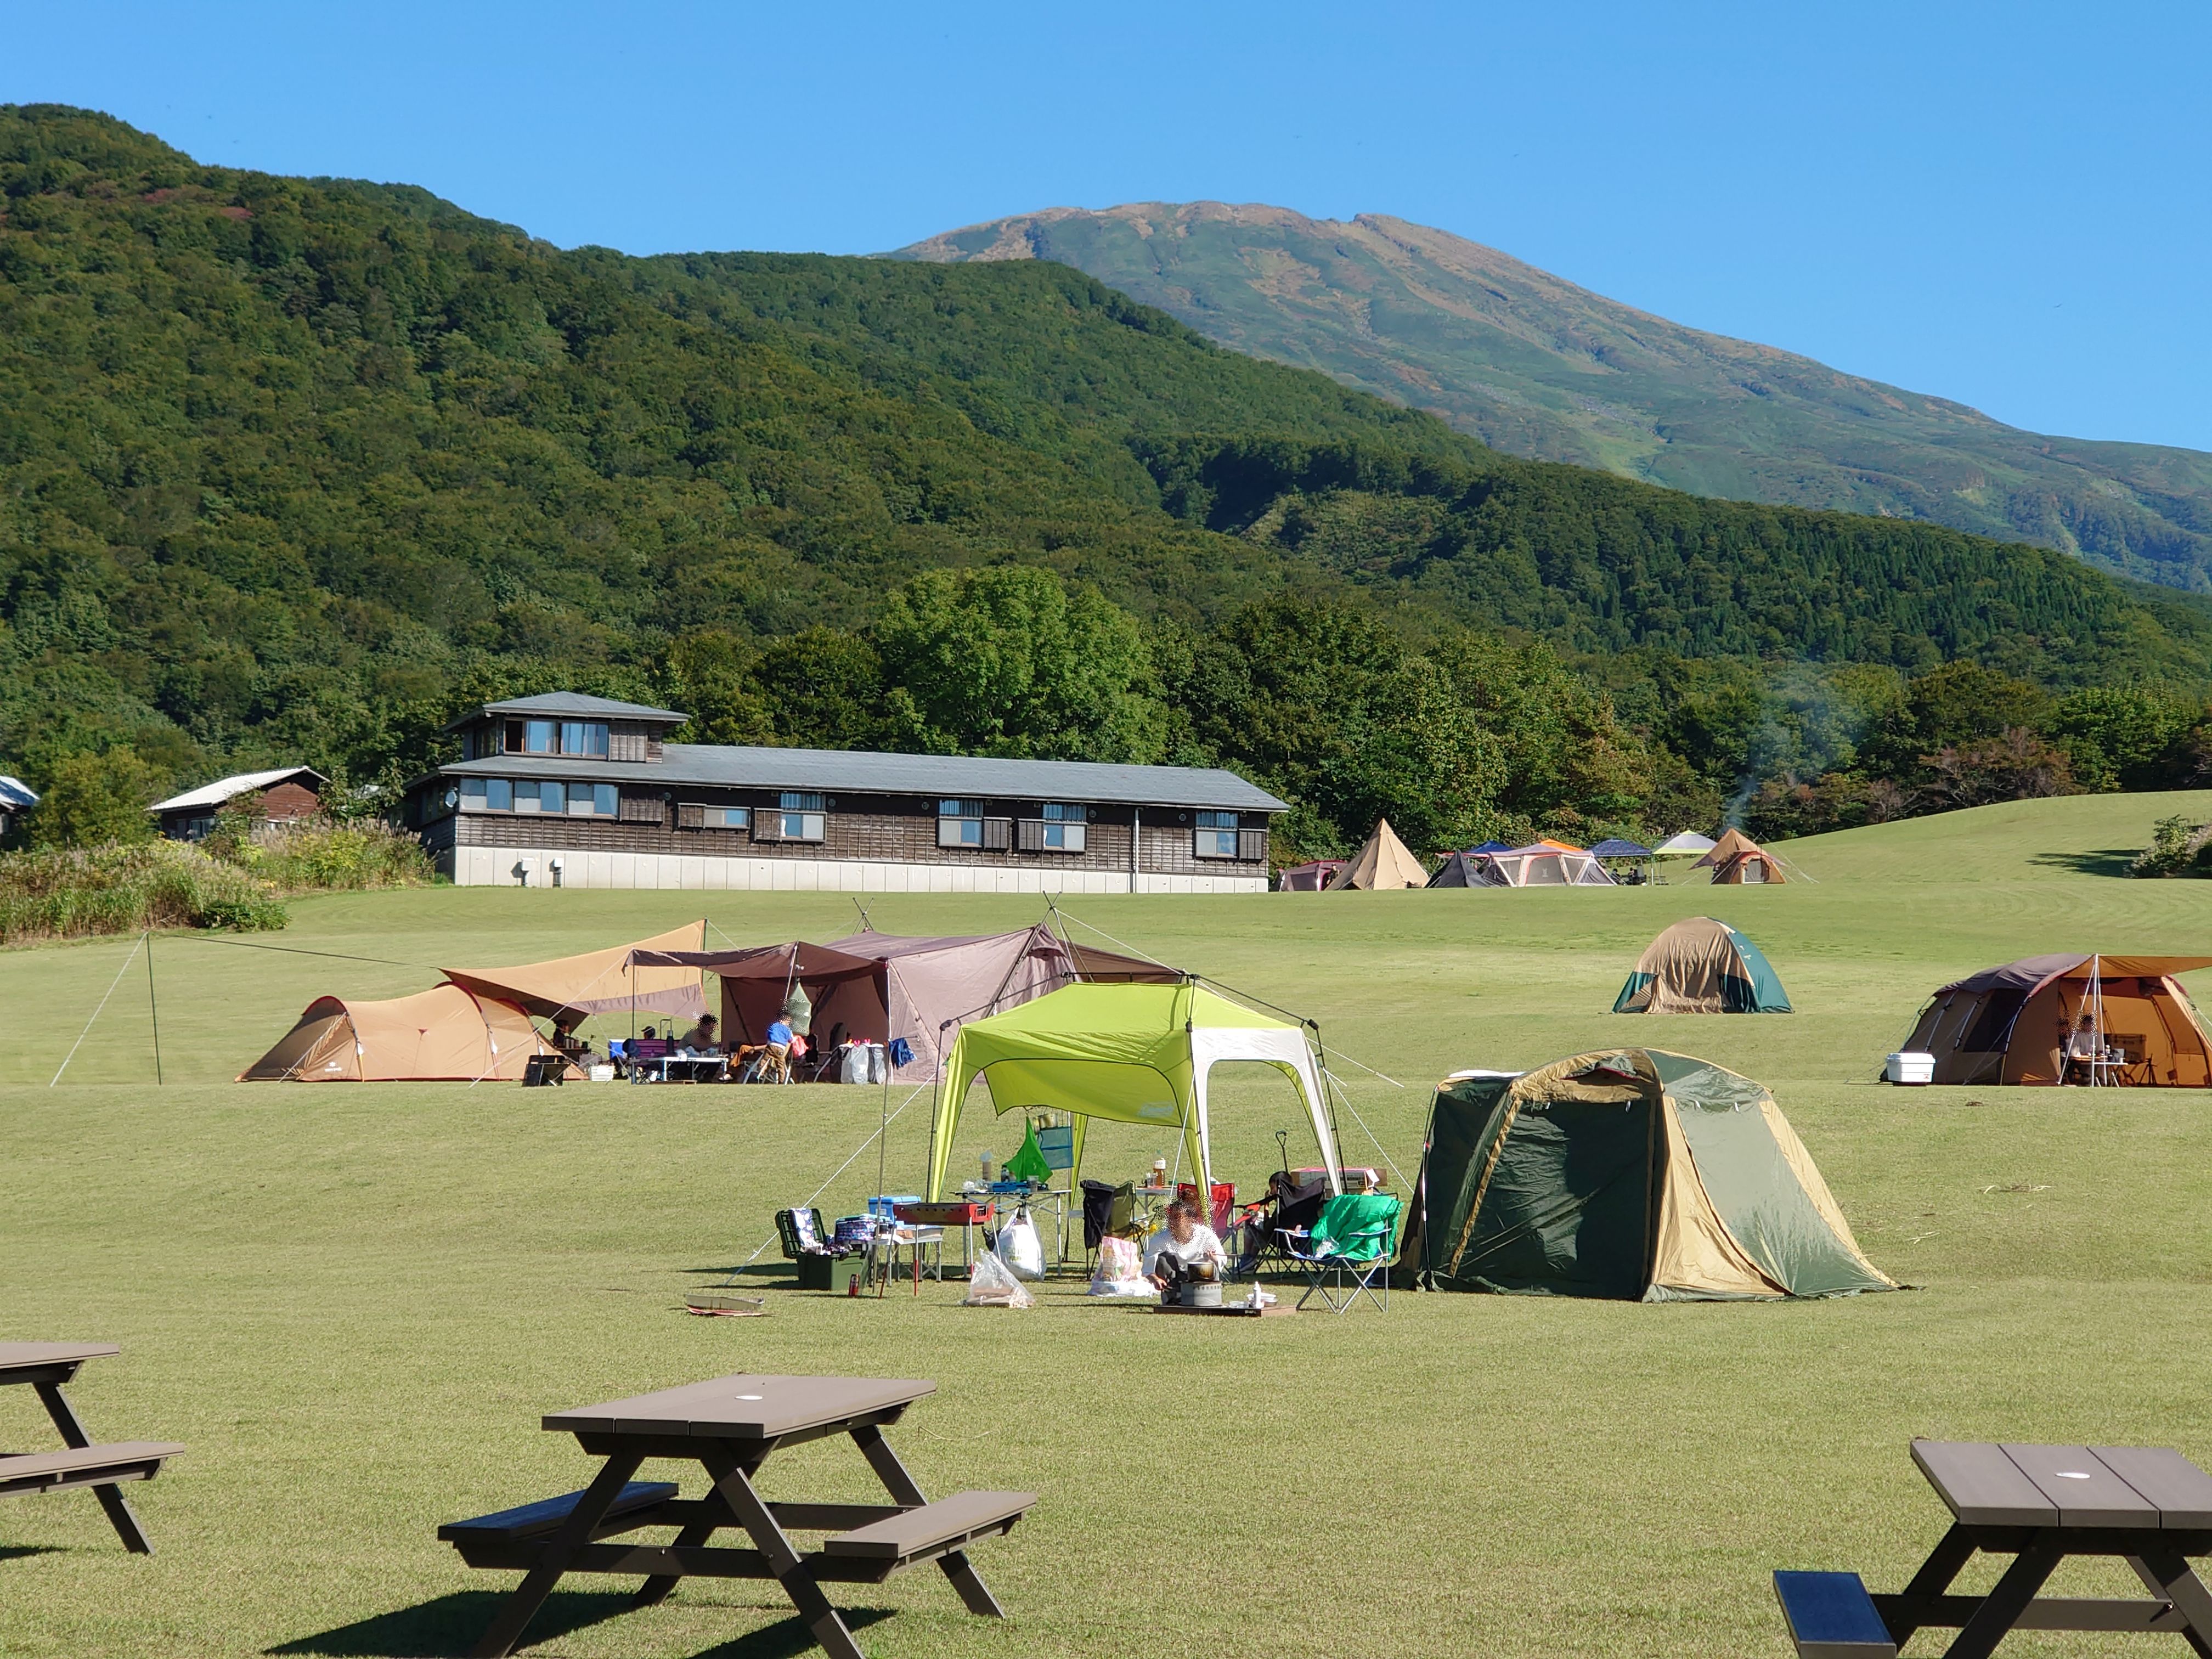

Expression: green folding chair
xmin=1284 ymin=1192 xmax=1401 ymax=1313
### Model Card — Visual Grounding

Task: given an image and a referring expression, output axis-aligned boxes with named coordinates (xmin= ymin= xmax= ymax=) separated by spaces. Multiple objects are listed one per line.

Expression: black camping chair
xmin=1080 ymin=1179 xmax=1136 ymax=1268
xmin=1230 ymin=1168 xmax=1331 ymax=1279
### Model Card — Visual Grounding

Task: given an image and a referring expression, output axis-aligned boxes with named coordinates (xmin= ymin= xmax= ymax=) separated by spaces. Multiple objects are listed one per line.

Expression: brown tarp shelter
xmin=635 ymin=924 xmax=1180 ymax=1079
xmin=239 ymin=984 xmax=561 ymax=1082
xmin=444 ymin=921 xmax=707 ymax=1021
xmin=1278 ymin=860 xmax=1346 ymax=891
xmin=1901 ymin=954 xmax=2212 ymax=1085
xmin=1325 ymin=820 xmax=1429 ymax=890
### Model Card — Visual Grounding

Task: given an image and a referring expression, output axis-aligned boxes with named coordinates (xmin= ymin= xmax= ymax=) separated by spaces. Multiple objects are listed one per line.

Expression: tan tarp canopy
xmin=445 ymin=921 xmax=707 ymax=1020
xmin=1695 ymin=828 xmax=1786 ymax=885
xmin=634 ymin=924 xmax=1181 ymax=1079
xmin=1325 ymin=820 xmax=1429 ymax=890
xmin=1901 ymin=953 xmax=2212 ymax=1085
xmin=239 ymin=985 xmax=560 ymax=1082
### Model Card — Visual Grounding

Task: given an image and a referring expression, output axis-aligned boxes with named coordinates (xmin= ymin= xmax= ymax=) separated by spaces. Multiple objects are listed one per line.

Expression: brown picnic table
xmin=441 ymin=1372 xmax=1035 ymax=1659
xmin=1854 ymin=1439 xmax=2212 ymax=1658
xmin=0 ymin=1341 xmax=184 ymax=1555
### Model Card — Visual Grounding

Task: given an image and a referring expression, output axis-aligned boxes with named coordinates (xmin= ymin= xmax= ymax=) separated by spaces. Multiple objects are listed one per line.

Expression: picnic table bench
xmin=0 ymin=1342 xmax=183 ymax=1555
xmin=442 ymin=1372 xmax=1035 ymax=1659
xmin=1779 ymin=1438 xmax=2212 ymax=1659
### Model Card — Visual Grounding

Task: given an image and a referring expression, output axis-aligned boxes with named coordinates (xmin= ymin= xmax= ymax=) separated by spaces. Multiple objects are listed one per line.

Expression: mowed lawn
xmin=5 ymin=791 xmax=2212 ymax=1658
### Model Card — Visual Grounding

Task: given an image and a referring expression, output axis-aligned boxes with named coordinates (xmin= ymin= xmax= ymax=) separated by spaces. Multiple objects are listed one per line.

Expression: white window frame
xmin=1193 ymin=809 xmax=1240 ymax=859
xmin=1036 ymin=802 xmax=1087 ymax=853
xmin=938 ymin=798 xmax=987 ymax=848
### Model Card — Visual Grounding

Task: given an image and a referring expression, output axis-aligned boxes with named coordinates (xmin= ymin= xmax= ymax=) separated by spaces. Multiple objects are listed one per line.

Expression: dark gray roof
xmin=436 ymin=743 xmax=1286 ymax=812
xmin=448 ymin=692 xmax=690 ymax=731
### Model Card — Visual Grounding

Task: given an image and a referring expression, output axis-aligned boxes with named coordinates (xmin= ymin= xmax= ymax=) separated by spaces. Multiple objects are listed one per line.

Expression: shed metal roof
xmin=0 ymin=775 xmax=36 ymax=810
xmin=436 ymin=743 xmax=1286 ymax=812
xmin=150 ymin=768 xmax=327 ymax=814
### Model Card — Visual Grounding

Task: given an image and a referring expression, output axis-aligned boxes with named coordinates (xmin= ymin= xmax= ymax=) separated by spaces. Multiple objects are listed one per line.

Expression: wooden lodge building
xmin=405 ymin=693 xmax=1283 ymax=893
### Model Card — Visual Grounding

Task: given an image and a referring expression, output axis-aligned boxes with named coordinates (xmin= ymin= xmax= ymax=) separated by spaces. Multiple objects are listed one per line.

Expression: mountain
xmin=897 ymin=203 xmax=2212 ymax=592
xmin=4 ymin=105 xmax=2210 ymax=804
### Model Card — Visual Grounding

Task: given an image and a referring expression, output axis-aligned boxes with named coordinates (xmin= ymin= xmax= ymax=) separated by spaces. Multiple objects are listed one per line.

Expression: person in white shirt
xmin=1143 ymin=1199 xmax=1226 ymax=1291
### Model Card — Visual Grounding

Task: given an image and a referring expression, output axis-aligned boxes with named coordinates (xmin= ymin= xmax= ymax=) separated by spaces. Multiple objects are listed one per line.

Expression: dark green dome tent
xmin=1613 ymin=916 xmax=1792 ymax=1013
xmin=1397 ymin=1049 xmax=1894 ymax=1301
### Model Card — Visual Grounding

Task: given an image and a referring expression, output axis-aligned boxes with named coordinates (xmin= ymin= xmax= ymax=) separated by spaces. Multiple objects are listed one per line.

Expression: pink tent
xmin=634 ymin=924 xmax=1178 ymax=1078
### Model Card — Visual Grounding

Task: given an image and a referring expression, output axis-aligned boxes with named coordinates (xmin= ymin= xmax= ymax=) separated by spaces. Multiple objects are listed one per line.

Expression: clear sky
xmin=10 ymin=2 xmax=2210 ymax=450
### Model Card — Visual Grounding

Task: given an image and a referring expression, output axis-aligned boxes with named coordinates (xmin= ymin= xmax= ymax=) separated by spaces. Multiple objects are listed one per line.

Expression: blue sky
xmin=10 ymin=2 xmax=2209 ymax=450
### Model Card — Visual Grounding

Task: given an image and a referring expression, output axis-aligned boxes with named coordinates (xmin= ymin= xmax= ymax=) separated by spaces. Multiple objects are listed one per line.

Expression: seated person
xmin=1142 ymin=1198 xmax=1226 ymax=1294
xmin=550 ymin=1017 xmax=591 ymax=1062
xmin=677 ymin=1014 xmax=721 ymax=1054
xmin=766 ymin=1015 xmax=793 ymax=1049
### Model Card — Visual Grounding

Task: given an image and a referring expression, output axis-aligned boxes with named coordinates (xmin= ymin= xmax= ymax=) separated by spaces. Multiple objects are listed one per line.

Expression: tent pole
xmin=145 ymin=929 xmax=162 ymax=1086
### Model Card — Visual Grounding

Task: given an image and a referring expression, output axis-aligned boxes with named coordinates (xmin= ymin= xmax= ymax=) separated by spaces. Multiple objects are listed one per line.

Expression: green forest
xmin=6 ymin=105 xmax=2212 ymax=859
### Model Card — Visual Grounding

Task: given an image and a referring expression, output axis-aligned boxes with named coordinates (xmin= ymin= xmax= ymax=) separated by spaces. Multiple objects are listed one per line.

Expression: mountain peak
xmin=895 ymin=202 xmax=2212 ymax=590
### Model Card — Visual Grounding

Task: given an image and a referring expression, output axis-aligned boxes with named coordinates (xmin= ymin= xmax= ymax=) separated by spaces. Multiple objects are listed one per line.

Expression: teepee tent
xmin=1397 ymin=1049 xmax=1894 ymax=1300
xmin=1325 ymin=820 xmax=1429 ymax=890
xmin=1900 ymin=954 xmax=2212 ymax=1085
xmin=1695 ymin=828 xmax=1786 ymax=885
xmin=239 ymin=984 xmax=558 ymax=1081
xmin=925 ymin=981 xmax=1340 ymax=1201
xmin=1614 ymin=917 xmax=1792 ymax=1013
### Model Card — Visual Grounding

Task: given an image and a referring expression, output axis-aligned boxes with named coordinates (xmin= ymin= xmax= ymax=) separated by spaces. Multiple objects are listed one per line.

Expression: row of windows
xmin=452 ymin=781 xmax=1258 ymax=859
xmin=460 ymin=778 xmax=620 ymax=816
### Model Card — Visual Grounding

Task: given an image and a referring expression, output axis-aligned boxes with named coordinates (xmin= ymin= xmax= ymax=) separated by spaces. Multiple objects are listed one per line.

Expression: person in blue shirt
xmin=766 ymin=1017 xmax=793 ymax=1047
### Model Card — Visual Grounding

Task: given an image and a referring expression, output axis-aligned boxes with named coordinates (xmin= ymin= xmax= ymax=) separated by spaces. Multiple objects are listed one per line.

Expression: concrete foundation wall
xmin=445 ymin=844 xmax=1267 ymax=895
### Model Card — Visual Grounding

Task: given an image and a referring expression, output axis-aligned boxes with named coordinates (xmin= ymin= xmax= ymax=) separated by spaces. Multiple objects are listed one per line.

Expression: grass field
xmin=6 ymin=791 xmax=2212 ymax=1658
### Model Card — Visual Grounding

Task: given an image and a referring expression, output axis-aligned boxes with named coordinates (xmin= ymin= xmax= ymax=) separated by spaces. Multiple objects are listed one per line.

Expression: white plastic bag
xmin=962 ymin=1249 xmax=1035 ymax=1308
xmin=995 ymin=1207 xmax=1045 ymax=1279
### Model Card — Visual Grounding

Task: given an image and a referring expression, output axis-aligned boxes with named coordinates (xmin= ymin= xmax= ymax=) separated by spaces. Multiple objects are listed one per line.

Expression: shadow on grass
xmin=268 ymin=1590 xmax=894 ymax=1658
xmin=0 ymin=1543 xmax=65 ymax=1561
xmin=2027 ymin=848 xmax=2141 ymax=878
xmin=681 ymin=1265 xmax=797 ymax=1284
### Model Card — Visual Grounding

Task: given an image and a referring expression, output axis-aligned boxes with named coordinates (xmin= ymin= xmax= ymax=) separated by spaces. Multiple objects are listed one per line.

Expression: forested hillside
xmin=5 ymin=106 xmax=2211 ymax=857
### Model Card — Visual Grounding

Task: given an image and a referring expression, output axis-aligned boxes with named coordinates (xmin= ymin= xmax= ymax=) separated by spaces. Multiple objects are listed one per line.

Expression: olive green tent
xmin=1613 ymin=917 xmax=1792 ymax=1013
xmin=926 ymin=981 xmax=1341 ymax=1200
xmin=1397 ymin=1048 xmax=1894 ymax=1300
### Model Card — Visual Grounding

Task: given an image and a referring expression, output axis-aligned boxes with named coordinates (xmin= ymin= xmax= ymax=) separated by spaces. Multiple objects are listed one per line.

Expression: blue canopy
xmin=1589 ymin=837 xmax=1654 ymax=858
xmin=1468 ymin=840 xmax=1513 ymax=854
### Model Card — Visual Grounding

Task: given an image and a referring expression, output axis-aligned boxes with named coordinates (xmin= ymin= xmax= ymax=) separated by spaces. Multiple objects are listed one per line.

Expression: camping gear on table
xmin=1884 ymin=1051 xmax=1935 ymax=1085
xmin=1695 ymin=827 xmax=1786 ymax=884
xmin=1897 ymin=953 xmax=2212 ymax=1086
xmin=963 ymin=1251 xmax=1035 ymax=1308
xmin=1429 ymin=841 xmax=1616 ymax=888
xmin=1325 ymin=819 xmax=1430 ymax=890
xmin=1283 ymin=1192 xmax=1401 ymax=1313
xmin=1397 ymin=1049 xmax=1897 ymax=1301
xmin=1614 ymin=916 xmax=1793 ymax=1014
xmin=925 ymin=981 xmax=1342 ymax=1204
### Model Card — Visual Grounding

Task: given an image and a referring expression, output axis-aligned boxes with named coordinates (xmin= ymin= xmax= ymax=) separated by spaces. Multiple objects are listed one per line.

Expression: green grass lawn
xmin=6 ymin=792 xmax=2212 ymax=1657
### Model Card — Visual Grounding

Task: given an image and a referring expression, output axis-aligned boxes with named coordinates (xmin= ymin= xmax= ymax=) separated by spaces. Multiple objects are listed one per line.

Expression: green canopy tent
xmin=1397 ymin=1048 xmax=1895 ymax=1301
xmin=926 ymin=981 xmax=1342 ymax=1201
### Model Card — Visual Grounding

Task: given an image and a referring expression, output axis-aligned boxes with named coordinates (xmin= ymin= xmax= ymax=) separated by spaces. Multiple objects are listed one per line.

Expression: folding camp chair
xmin=1283 ymin=1193 xmax=1401 ymax=1313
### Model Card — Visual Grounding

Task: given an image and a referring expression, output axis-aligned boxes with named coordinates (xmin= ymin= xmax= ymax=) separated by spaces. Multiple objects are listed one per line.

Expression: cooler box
xmin=796 ymin=1252 xmax=866 ymax=1293
xmin=1886 ymin=1052 xmax=1936 ymax=1085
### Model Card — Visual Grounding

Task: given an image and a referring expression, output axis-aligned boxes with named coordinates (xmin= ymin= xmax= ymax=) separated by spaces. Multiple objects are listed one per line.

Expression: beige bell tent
xmin=1695 ymin=828 xmax=1786 ymax=885
xmin=1325 ymin=820 xmax=1429 ymax=890
xmin=239 ymin=984 xmax=559 ymax=1081
xmin=1900 ymin=954 xmax=2212 ymax=1085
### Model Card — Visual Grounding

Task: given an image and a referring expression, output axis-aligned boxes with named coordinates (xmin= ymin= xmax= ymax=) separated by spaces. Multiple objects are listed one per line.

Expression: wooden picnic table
xmin=442 ymin=1372 xmax=1035 ymax=1659
xmin=1872 ymin=1438 xmax=2212 ymax=1658
xmin=0 ymin=1342 xmax=183 ymax=1554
